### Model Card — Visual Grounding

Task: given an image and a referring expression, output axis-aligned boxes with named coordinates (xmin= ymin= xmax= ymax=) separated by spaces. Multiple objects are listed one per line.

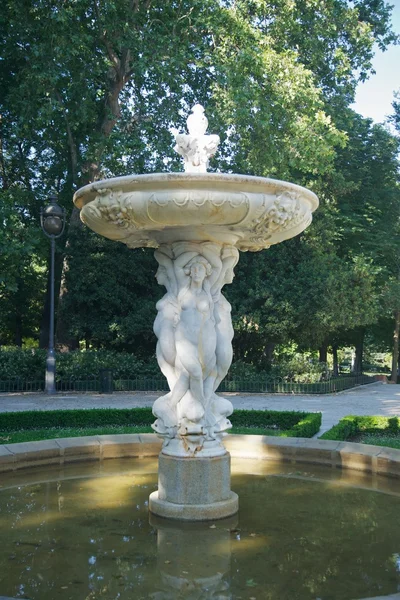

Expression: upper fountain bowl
xmin=73 ymin=172 xmax=318 ymax=251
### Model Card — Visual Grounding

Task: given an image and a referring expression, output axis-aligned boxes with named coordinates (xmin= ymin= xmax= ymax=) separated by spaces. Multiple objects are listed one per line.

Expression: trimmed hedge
xmin=320 ymin=415 xmax=400 ymax=441
xmin=0 ymin=408 xmax=321 ymax=438
xmin=231 ymin=409 xmax=321 ymax=437
xmin=0 ymin=408 xmax=154 ymax=431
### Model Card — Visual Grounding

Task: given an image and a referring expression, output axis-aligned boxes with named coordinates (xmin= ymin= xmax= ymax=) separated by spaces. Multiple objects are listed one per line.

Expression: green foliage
xmin=271 ymin=353 xmax=327 ymax=382
xmin=285 ymin=413 xmax=322 ymax=438
xmin=0 ymin=407 xmax=321 ymax=438
xmin=0 ymin=408 xmax=154 ymax=432
xmin=0 ymin=0 xmax=398 ymax=367
xmin=0 ymin=348 xmax=158 ymax=380
xmin=388 ymin=416 xmax=400 ymax=433
xmin=0 ymin=190 xmax=47 ymax=345
xmin=320 ymin=415 xmax=398 ymax=441
xmin=230 ymin=409 xmax=321 ymax=437
xmin=0 ymin=425 xmax=152 ymax=444
xmin=57 ymin=229 xmax=161 ymax=353
xmin=0 ymin=348 xmax=47 ymax=380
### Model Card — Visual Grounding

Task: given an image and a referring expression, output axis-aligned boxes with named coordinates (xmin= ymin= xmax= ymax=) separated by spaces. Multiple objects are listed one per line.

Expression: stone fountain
xmin=73 ymin=105 xmax=318 ymax=520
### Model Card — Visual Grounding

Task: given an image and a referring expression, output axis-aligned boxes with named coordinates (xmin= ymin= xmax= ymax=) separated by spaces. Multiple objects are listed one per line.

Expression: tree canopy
xmin=0 ymin=0 xmax=399 ymax=376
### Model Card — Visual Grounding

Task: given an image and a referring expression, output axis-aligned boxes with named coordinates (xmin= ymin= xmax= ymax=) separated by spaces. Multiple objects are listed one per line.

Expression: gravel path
xmin=1 ymin=382 xmax=400 ymax=436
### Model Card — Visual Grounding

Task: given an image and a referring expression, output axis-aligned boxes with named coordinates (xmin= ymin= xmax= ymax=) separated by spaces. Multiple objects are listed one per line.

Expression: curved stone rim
xmin=0 ymin=434 xmax=400 ymax=480
xmin=73 ymin=172 xmax=319 ymax=211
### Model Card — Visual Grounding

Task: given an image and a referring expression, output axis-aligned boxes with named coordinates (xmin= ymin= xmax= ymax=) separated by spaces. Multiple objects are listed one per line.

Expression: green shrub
xmin=286 ymin=413 xmax=322 ymax=438
xmin=0 ymin=408 xmax=321 ymax=438
xmin=320 ymin=415 xmax=400 ymax=441
xmin=230 ymin=409 xmax=321 ymax=436
xmin=0 ymin=348 xmax=159 ymax=381
xmin=0 ymin=349 xmax=329 ymax=384
xmin=0 ymin=348 xmax=47 ymax=380
xmin=319 ymin=416 xmax=360 ymax=441
xmin=0 ymin=408 xmax=154 ymax=431
xmin=270 ymin=353 xmax=327 ymax=382
xmin=388 ymin=416 xmax=400 ymax=433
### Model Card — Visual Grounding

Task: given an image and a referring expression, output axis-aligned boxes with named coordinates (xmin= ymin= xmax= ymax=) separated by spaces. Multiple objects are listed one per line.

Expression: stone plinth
xmin=149 ymin=451 xmax=238 ymax=521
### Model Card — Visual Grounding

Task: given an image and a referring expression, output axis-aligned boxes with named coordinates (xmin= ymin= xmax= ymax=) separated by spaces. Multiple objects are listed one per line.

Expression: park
xmin=1 ymin=1 xmax=400 ymax=598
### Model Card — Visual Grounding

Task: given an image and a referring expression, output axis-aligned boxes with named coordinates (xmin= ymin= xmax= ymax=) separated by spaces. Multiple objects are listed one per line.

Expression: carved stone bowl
xmin=73 ymin=173 xmax=319 ymax=251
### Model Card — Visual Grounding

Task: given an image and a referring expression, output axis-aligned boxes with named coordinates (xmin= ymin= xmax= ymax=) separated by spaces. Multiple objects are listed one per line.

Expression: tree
xmin=0 ymin=0 xmax=397 ymax=357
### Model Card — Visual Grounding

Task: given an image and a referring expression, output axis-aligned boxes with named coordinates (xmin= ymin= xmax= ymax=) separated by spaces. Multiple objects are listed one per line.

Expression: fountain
xmin=73 ymin=105 xmax=318 ymax=520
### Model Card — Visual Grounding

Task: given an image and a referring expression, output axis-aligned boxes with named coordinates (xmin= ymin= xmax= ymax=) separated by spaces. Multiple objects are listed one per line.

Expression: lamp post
xmin=40 ymin=194 xmax=66 ymax=394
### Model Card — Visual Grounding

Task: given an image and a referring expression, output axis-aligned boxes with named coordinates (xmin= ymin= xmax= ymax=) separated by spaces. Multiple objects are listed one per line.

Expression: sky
xmin=352 ymin=1 xmax=400 ymax=123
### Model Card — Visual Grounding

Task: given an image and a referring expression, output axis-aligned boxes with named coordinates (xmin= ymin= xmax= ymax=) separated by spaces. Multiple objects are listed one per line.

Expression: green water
xmin=1 ymin=458 xmax=400 ymax=600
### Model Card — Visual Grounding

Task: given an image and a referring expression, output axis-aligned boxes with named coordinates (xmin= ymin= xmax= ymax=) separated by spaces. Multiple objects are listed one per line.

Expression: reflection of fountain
xmin=149 ymin=514 xmax=236 ymax=599
xmin=74 ymin=106 xmax=318 ymax=520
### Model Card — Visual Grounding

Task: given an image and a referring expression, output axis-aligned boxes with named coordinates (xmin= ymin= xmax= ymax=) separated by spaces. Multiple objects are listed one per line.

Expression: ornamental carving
xmin=150 ymin=191 xmax=248 ymax=209
xmin=252 ymin=192 xmax=305 ymax=239
xmin=84 ymin=189 xmax=138 ymax=230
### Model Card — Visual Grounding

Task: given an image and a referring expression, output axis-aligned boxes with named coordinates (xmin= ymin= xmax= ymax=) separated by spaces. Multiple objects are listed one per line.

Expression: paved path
xmin=1 ymin=382 xmax=400 ymax=436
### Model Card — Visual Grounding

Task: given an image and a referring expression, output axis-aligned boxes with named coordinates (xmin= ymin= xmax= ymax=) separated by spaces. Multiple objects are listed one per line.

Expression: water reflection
xmin=149 ymin=514 xmax=237 ymax=599
xmin=1 ymin=459 xmax=400 ymax=599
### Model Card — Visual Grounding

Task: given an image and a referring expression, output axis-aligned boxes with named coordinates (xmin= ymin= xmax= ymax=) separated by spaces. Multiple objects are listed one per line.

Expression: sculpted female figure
xmin=152 ymin=247 xmax=181 ymax=433
xmin=201 ymin=246 xmax=239 ymax=436
xmin=212 ymin=246 xmax=239 ymax=390
xmin=171 ymin=242 xmax=222 ymax=427
xmin=153 ymin=246 xmax=179 ymax=389
xmin=152 ymin=241 xmax=237 ymax=440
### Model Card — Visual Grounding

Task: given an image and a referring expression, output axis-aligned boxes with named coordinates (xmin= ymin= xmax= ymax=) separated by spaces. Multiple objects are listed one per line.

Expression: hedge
xmin=320 ymin=415 xmax=400 ymax=441
xmin=0 ymin=408 xmax=321 ymax=438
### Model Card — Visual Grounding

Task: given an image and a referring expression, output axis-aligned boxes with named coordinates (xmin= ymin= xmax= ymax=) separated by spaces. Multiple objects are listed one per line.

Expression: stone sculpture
xmin=151 ymin=241 xmax=238 ymax=455
xmin=174 ymin=104 xmax=220 ymax=173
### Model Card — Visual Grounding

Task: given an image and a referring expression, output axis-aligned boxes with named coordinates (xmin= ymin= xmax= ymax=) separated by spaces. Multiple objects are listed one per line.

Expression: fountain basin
xmin=1 ymin=451 xmax=400 ymax=600
xmin=73 ymin=173 xmax=318 ymax=251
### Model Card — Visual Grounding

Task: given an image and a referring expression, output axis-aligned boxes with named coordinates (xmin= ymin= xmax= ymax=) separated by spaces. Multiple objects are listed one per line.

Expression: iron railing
xmin=0 ymin=373 xmax=378 ymax=394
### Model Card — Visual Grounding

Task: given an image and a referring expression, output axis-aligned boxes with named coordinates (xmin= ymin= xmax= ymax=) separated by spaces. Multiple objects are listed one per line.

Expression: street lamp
xmin=40 ymin=194 xmax=66 ymax=394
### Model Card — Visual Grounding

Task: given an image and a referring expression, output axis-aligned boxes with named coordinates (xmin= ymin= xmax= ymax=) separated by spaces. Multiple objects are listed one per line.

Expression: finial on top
xmin=174 ymin=105 xmax=220 ymax=173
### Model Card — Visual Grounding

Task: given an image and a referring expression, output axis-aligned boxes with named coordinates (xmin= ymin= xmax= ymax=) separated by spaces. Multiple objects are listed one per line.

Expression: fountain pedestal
xmin=73 ymin=105 xmax=318 ymax=521
xmin=149 ymin=453 xmax=238 ymax=520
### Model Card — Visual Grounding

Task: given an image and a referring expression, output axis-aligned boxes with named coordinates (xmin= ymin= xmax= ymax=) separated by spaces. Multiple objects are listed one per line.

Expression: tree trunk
xmin=332 ymin=345 xmax=339 ymax=376
xmin=319 ymin=344 xmax=328 ymax=364
xmin=14 ymin=311 xmax=22 ymax=347
xmin=354 ymin=329 xmax=365 ymax=374
xmin=391 ymin=310 xmax=400 ymax=383
xmin=262 ymin=342 xmax=276 ymax=368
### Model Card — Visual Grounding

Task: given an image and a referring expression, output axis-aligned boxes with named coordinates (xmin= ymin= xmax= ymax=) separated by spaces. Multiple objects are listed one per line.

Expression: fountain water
xmin=73 ymin=106 xmax=318 ymax=520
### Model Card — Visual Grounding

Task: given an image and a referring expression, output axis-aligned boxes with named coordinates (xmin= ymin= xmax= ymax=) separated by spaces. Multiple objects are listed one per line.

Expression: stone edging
xmin=1 ymin=434 xmax=400 ymax=479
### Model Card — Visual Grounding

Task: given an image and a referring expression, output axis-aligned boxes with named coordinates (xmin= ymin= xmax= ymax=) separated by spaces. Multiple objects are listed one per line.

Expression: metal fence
xmin=0 ymin=373 xmax=378 ymax=394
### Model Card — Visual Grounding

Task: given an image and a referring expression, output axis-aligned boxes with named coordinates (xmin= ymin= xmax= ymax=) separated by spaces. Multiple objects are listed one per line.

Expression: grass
xmin=0 ymin=425 xmax=284 ymax=444
xmin=0 ymin=425 xmax=153 ymax=444
xmin=353 ymin=433 xmax=400 ymax=450
xmin=230 ymin=426 xmax=282 ymax=436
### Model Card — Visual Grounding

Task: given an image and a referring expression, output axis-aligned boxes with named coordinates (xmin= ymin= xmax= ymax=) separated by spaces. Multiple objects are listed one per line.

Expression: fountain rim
xmin=0 ymin=434 xmax=398 ymax=482
xmin=73 ymin=172 xmax=319 ymax=211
